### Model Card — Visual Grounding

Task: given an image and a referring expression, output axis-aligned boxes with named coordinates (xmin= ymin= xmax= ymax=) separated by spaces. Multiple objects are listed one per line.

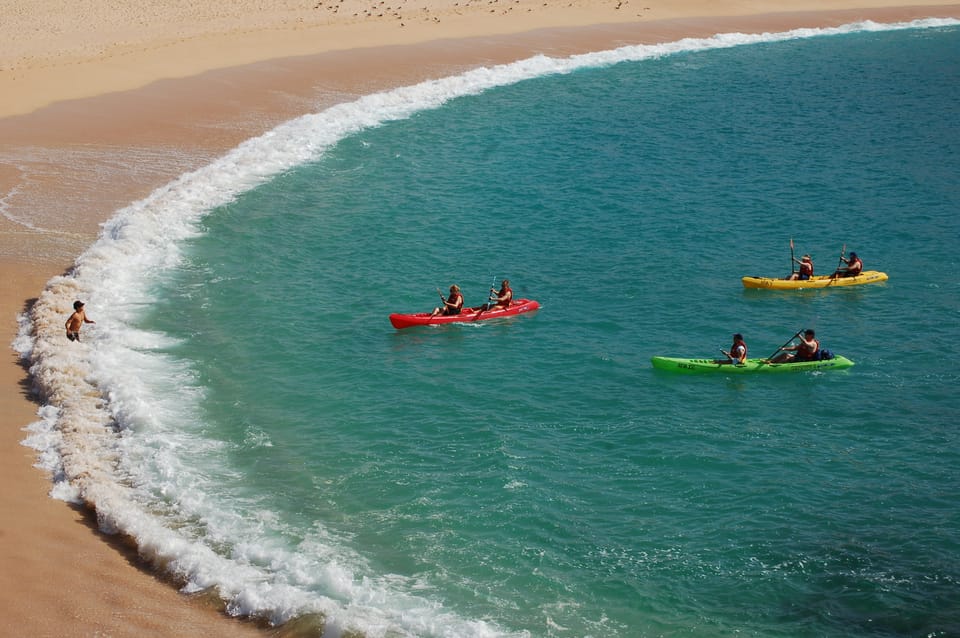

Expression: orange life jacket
xmin=731 ymin=341 xmax=747 ymax=361
xmin=796 ymin=338 xmax=820 ymax=361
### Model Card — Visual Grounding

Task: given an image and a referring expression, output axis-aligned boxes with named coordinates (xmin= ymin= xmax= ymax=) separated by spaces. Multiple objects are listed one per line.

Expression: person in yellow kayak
xmin=719 ymin=333 xmax=748 ymax=365
xmin=788 ymin=254 xmax=814 ymax=280
xmin=833 ymin=251 xmax=863 ymax=278
xmin=430 ymin=284 xmax=464 ymax=317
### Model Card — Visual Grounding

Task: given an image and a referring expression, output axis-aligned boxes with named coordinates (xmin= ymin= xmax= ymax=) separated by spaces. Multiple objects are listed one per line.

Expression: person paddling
xmin=718 ymin=333 xmax=748 ymax=365
xmin=788 ymin=254 xmax=814 ymax=281
xmin=833 ymin=251 xmax=863 ymax=278
xmin=430 ymin=285 xmax=464 ymax=317
xmin=768 ymin=329 xmax=820 ymax=363
xmin=488 ymin=279 xmax=513 ymax=310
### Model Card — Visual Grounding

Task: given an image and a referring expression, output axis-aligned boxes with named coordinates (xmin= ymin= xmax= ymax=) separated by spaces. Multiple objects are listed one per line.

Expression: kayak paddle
xmin=790 ymin=238 xmax=796 ymax=277
xmin=832 ymin=243 xmax=846 ymax=278
xmin=766 ymin=331 xmax=803 ymax=362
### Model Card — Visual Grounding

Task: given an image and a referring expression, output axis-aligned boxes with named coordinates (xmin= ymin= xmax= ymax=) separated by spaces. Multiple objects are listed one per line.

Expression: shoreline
xmin=2 ymin=4 xmax=958 ymax=636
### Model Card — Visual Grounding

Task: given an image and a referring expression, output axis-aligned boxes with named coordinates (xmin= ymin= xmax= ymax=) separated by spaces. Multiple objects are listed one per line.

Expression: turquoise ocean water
xmin=17 ymin=19 xmax=960 ymax=638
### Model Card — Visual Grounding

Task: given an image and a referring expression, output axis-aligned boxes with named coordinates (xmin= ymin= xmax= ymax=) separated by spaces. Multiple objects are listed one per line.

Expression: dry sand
xmin=2 ymin=2 xmax=958 ymax=635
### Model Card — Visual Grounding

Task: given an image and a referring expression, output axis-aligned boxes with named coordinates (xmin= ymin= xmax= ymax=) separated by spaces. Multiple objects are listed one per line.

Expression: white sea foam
xmin=13 ymin=18 xmax=958 ymax=638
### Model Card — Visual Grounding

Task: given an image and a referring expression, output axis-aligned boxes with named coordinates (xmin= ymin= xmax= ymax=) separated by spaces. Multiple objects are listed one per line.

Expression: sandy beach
xmin=2 ymin=1 xmax=958 ymax=635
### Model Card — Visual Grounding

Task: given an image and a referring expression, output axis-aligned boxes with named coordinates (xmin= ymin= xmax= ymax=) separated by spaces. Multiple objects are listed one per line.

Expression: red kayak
xmin=389 ymin=299 xmax=540 ymax=329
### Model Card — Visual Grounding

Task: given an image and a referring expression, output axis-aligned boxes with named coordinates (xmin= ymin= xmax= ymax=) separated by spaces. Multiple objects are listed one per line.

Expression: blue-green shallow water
xmin=155 ymin=26 xmax=960 ymax=637
xmin=25 ymin=23 xmax=960 ymax=638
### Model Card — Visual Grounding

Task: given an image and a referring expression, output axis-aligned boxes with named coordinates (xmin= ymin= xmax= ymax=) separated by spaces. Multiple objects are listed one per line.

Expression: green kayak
xmin=651 ymin=355 xmax=854 ymax=374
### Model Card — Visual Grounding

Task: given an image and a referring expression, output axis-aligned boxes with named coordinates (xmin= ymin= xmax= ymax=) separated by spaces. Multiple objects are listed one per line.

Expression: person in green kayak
xmin=833 ymin=251 xmax=863 ymax=278
xmin=769 ymin=329 xmax=820 ymax=363
xmin=719 ymin=333 xmax=748 ymax=365
xmin=431 ymin=284 xmax=464 ymax=317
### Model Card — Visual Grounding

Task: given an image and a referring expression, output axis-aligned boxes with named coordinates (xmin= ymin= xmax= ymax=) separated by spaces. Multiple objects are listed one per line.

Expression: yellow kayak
xmin=742 ymin=271 xmax=888 ymax=290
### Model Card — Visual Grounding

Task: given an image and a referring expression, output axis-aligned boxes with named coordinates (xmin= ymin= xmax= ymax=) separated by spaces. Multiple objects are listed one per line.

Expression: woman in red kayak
xmin=431 ymin=284 xmax=464 ymax=317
